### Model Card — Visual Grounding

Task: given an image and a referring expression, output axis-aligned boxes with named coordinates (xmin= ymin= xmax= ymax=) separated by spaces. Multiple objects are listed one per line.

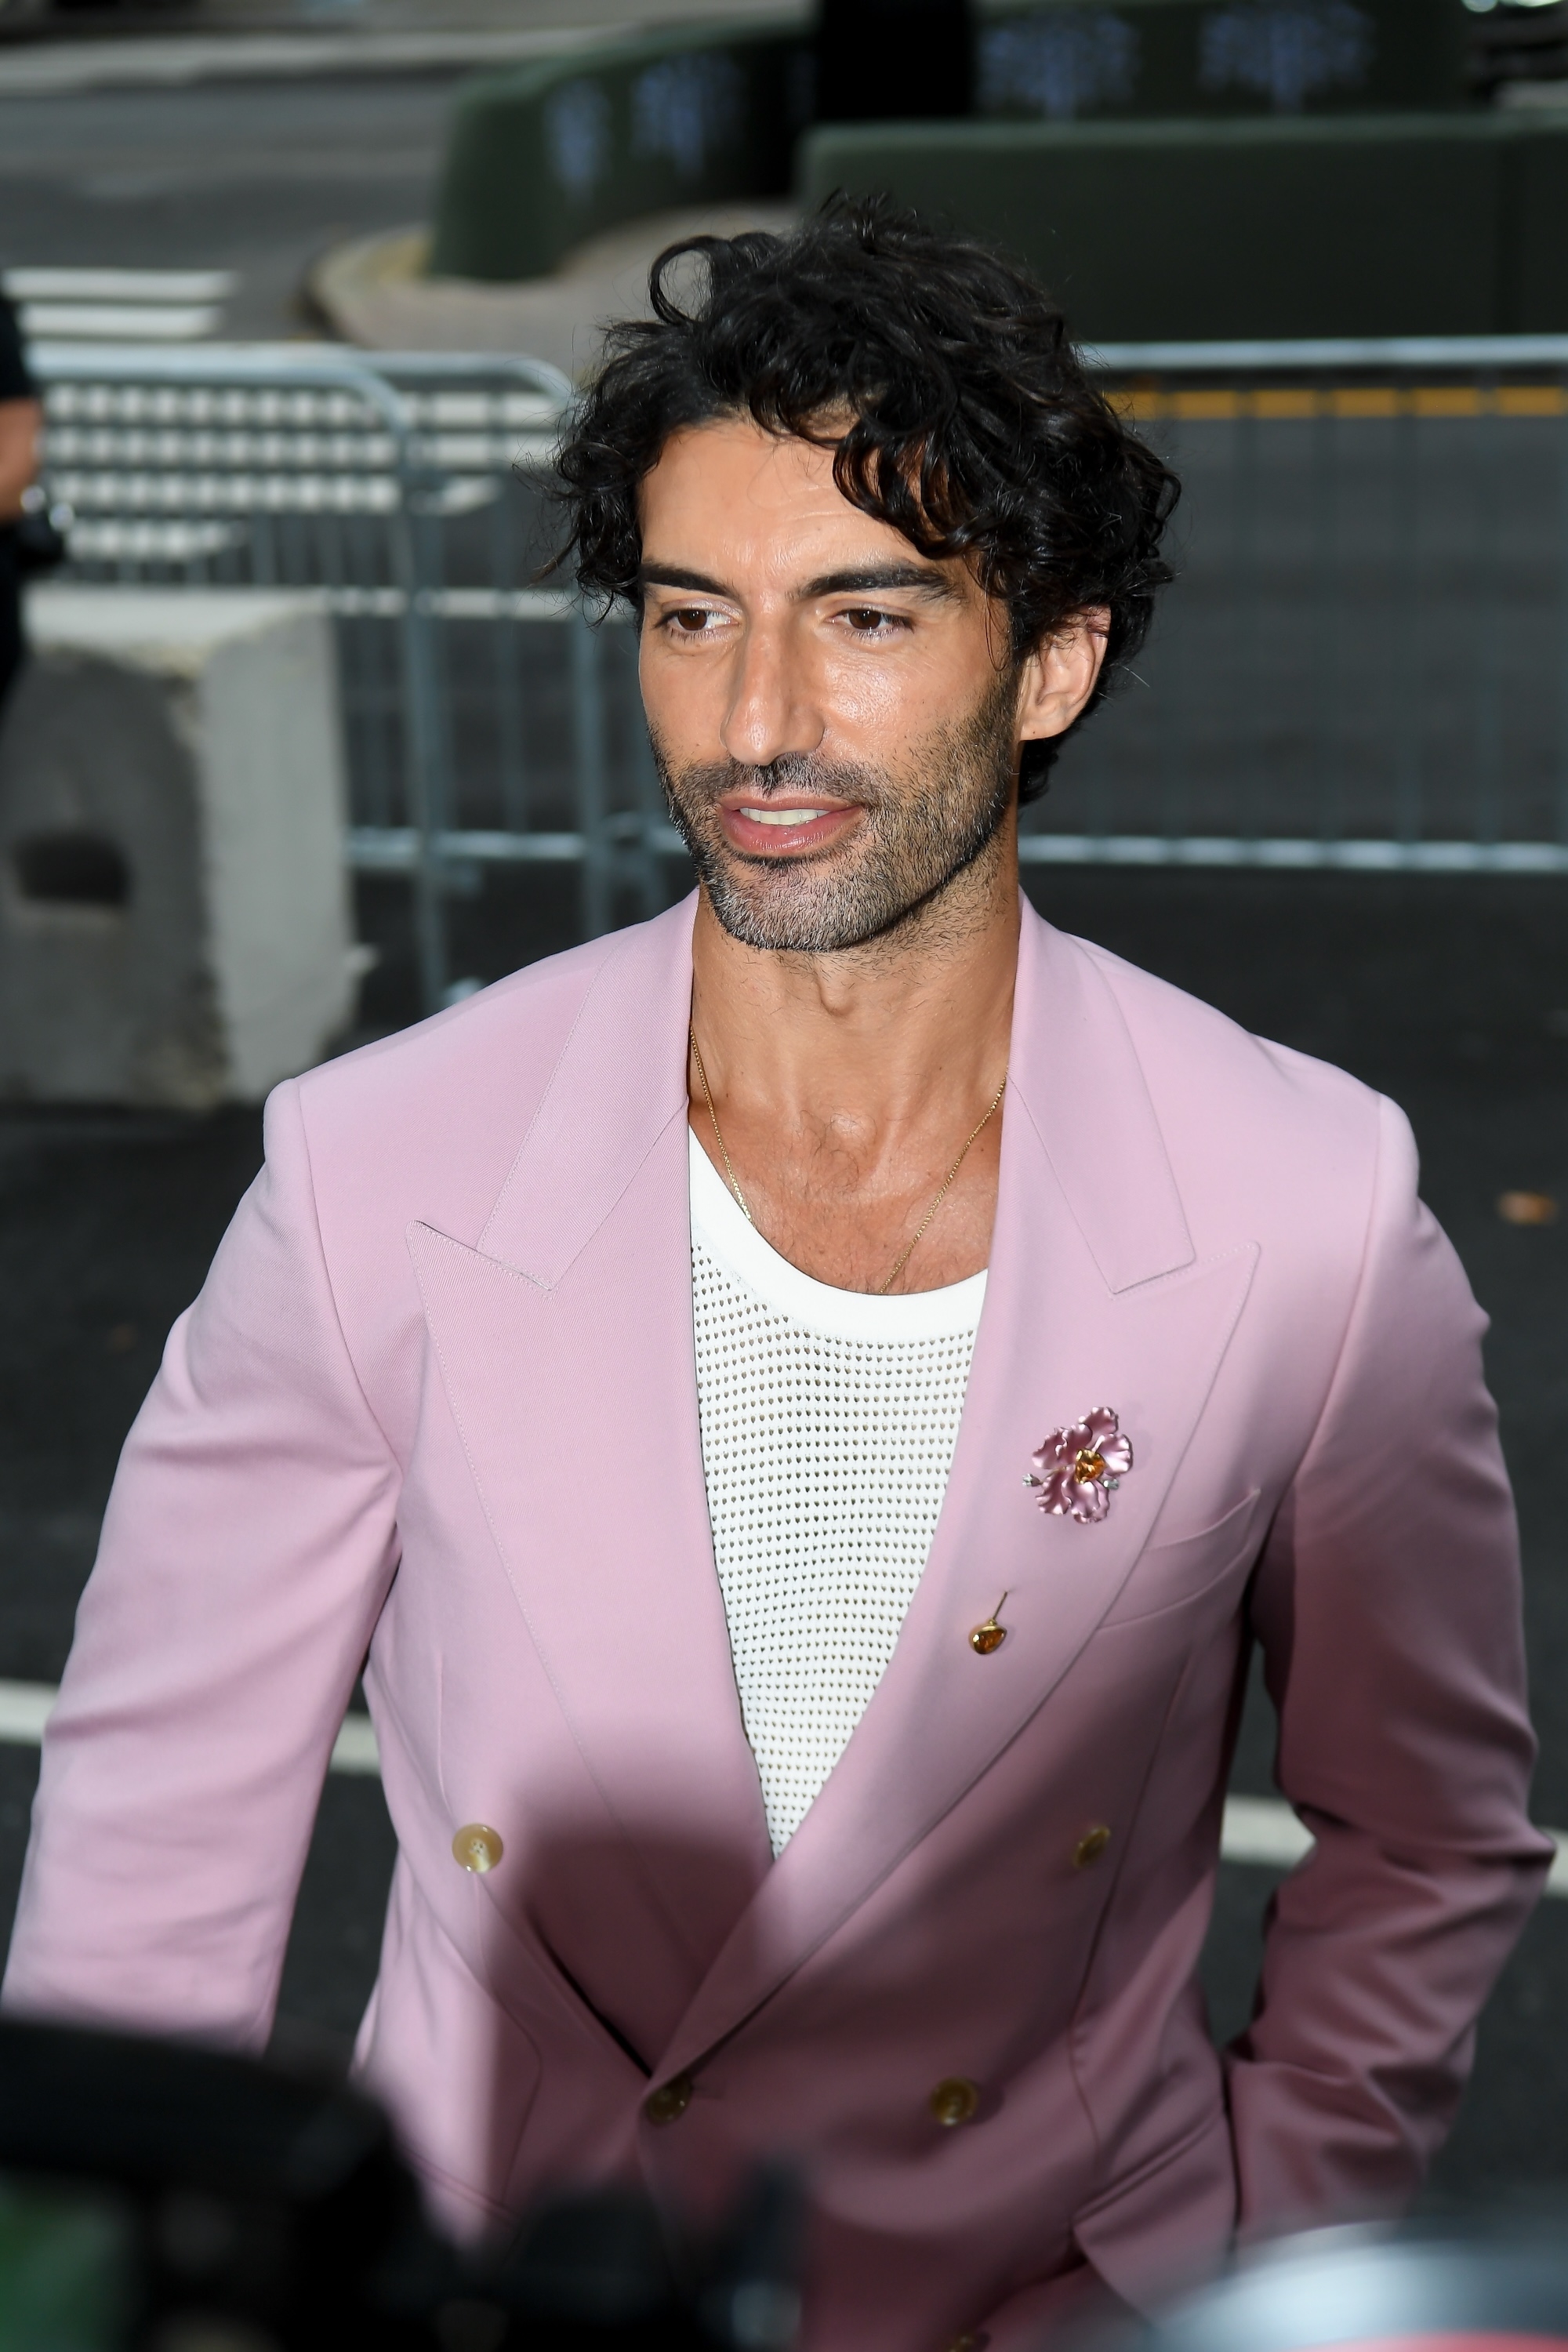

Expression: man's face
xmin=636 ymin=417 xmax=1039 ymax=956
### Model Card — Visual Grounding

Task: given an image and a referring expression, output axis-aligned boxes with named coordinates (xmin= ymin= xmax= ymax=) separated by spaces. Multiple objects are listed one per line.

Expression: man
xmin=3 ymin=205 xmax=1549 ymax=2352
xmin=0 ymin=285 xmax=42 ymax=717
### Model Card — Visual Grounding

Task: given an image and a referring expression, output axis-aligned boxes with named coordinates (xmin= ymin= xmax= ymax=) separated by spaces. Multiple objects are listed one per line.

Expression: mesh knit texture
xmin=689 ymin=1133 xmax=983 ymax=1855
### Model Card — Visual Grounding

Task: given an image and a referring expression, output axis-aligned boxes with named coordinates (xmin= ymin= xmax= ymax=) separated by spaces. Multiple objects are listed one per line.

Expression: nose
xmin=720 ymin=619 xmax=824 ymax=770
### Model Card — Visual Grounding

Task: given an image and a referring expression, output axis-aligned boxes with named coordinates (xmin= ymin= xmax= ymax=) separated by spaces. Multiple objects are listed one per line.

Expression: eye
xmin=667 ymin=608 xmax=718 ymax=634
xmin=840 ymin=606 xmax=904 ymax=637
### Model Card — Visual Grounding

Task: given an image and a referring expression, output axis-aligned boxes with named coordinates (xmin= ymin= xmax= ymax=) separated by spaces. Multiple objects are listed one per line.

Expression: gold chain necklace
xmin=688 ymin=1025 xmax=1006 ymax=1298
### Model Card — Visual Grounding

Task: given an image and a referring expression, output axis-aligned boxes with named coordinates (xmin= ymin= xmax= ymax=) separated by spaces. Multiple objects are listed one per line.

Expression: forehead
xmin=639 ymin=415 xmax=959 ymax=587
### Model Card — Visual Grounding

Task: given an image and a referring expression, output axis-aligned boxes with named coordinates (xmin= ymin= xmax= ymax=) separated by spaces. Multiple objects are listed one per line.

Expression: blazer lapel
xmin=657 ymin=908 xmax=1258 ymax=2077
xmin=408 ymin=903 xmax=773 ymax=2005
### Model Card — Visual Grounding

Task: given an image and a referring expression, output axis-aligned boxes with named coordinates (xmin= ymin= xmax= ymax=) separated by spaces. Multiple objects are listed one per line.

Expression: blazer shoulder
xmin=1062 ymin=930 xmax=1397 ymax=1258
xmin=1072 ymin=929 xmax=1385 ymax=1142
xmin=300 ymin=928 xmax=615 ymax=1109
xmin=286 ymin=907 xmax=688 ymax=1248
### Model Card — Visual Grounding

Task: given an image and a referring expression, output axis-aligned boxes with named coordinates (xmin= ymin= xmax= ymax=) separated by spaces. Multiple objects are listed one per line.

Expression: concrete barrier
xmin=0 ymin=590 xmax=355 ymax=1109
xmin=430 ymin=22 xmax=808 ymax=285
xmin=797 ymin=111 xmax=1568 ymax=339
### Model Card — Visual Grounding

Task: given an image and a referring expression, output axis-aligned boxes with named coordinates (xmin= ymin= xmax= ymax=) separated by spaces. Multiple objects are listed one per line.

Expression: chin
xmin=702 ymin=869 xmax=925 ymax=958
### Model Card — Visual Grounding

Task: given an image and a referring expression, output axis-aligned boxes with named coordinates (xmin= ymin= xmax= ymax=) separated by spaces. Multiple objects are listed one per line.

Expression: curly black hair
xmin=552 ymin=195 xmax=1178 ymax=801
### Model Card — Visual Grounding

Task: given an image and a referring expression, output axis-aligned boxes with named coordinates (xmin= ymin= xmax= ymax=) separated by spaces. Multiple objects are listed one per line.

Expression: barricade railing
xmin=1050 ymin=334 xmax=1568 ymax=873
xmin=343 ymin=353 xmax=673 ymax=949
xmin=30 ymin=342 xmax=588 ymax=1013
xmin=27 ymin=336 xmax=1568 ymax=1019
xmin=356 ymin=334 xmax=1568 ymax=902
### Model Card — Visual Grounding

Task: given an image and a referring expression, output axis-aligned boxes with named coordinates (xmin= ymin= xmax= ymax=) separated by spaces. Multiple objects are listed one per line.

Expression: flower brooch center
xmin=1025 ymin=1408 xmax=1132 ymax=1524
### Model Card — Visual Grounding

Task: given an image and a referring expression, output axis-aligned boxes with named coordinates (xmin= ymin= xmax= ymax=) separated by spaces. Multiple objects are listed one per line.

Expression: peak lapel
xmin=478 ymin=898 xmax=696 ymax=1288
xmin=658 ymin=909 xmax=1258 ymax=2076
xmin=409 ymin=903 xmax=773 ymax=1997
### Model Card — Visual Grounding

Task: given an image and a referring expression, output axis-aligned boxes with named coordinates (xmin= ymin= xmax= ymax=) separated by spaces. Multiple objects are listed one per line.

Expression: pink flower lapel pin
xmin=1025 ymin=1406 xmax=1133 ymax=1524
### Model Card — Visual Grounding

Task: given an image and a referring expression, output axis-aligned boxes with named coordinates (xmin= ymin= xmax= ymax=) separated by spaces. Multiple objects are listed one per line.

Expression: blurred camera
xmin=0 ymin=2020 xmax=800 ymax=2352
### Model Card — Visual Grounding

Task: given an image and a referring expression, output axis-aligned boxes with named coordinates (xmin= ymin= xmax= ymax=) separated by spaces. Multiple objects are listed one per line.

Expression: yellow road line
xmin=1112 ymin=383 xmax=1568 ymax=422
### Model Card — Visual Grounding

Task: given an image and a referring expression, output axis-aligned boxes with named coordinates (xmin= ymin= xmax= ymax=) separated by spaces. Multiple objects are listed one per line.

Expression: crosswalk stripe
xmin=16 ymin=304 xmax=225 ymax=344
xmin=2 ymin=270 xmax=235 ymax=304
xmin=3 ymin=268 xmax=232 ymax=345
xmin=1218 ymin=1794 xmax=1314 ymax=1867
xmin=0 ymin=1682 xmax=52 ymax=1744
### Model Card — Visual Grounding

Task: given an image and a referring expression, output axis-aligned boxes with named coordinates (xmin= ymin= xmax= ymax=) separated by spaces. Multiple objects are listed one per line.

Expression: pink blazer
xmin=3 ymin=898 xmax=1549 ymax=2352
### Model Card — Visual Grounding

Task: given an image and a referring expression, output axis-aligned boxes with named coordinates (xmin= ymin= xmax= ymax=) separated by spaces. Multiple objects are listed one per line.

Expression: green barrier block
xmin=430 ymin=0 xmax=1475 ymax=293
xmin=432 ymin=1 xmax=1486 ymax=294
xmin=798 ymin=113 xmax=1568 ymax=339
xmin=1510 ymin=129 xmax=1568 ymax=332
xmin=430 ymin=22 xmax=810 ymax=284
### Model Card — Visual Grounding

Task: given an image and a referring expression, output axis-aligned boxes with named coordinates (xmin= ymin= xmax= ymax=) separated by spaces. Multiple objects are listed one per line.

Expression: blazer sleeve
xmin=2 ymin=1079 xmax=401 ymax=2047
xmin=1226 ymin=1091 xmax=1554 ymax=2229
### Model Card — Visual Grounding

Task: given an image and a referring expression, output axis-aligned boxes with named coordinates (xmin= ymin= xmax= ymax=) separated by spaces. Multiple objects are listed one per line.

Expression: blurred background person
xmin=0 ymin=285 xmax=41 ymax=723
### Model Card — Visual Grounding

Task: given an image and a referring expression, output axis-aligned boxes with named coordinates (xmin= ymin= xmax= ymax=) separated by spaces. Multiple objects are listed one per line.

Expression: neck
xmin=691 ymin=822 xmax=1018 ymax=1128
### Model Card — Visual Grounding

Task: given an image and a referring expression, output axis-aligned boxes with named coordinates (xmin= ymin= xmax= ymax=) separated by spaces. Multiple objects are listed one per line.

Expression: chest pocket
xmin=1098 ymin=1487 xmax=1262 ymax=1629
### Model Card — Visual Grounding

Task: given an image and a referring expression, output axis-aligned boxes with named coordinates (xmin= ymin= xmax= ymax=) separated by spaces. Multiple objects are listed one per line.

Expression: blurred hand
xmin=0 ymin=398 xmax=42 ymax=525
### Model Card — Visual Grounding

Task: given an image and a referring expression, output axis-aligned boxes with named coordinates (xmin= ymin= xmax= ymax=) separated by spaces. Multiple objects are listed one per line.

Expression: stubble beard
xmin=649 ymin=670 xmax=1022 ymax=958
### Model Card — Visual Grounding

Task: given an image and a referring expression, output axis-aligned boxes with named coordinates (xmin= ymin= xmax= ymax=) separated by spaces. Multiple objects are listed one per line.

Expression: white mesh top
xmin=689 ymin=1129 xmax=986 ymax=1855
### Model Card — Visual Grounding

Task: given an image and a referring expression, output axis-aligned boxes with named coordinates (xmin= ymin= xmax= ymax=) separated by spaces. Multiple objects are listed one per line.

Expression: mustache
xmin=670 ymin=753 xmax=887 ymax=810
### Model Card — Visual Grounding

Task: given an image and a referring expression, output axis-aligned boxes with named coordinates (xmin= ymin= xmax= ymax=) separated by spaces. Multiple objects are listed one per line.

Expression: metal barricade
xmin=1049 ymin=335 xmax=1568 ymax=873
xmin=28 ymin=336 xmax=1568 ymax=1029
xmin=30 ymin=342 xmax=590 ymax=1014
xmin=364 ymin=335 xmax=1568 ymax=903
xmin=350 ymin=353 xmax=671 ymax=951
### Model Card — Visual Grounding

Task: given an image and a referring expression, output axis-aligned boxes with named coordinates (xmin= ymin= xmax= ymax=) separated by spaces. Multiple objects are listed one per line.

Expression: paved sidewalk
xmin=0 ymin=0 xmax=807 ymax=94
xmin=310 ymin=202 xmax=797 ymax=373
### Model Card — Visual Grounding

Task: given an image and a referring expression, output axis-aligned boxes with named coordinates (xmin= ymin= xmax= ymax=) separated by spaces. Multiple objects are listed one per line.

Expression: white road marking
xmin=0 ymin=1678 xmax=1558 ymax=1889
xmin=328 ymin=1715 xmax=382 ymax=1776
xmin=16 ymin=304 xmax=225 ymax=343
xmin=0 ymin=1679 xmax=384 ymax=1775
xmin=0 ymin=1682 xmax=53 ymax=1744
xmin=1219 ymin=1794 xmax=1316 ymax=1868
xmin=3 ymin=270 xmax=235 ymax=304
xmin=4 ymin=269 xmax=232 ymax=345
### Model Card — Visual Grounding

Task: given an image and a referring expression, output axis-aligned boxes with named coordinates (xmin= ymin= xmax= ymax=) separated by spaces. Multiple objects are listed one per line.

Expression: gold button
xmin=644 ymin=2074 xmax=695 ymax=2126
xmin=947 ymin=2337 xmax=984 ymax=2352
xmin=452 ymin=1823 xmax=503 ymax=1874
xmin=1073 ymin=1824 xmax=1112 ymax=1870
xmin=927 ymin=2076 xmax=982 ymax=2128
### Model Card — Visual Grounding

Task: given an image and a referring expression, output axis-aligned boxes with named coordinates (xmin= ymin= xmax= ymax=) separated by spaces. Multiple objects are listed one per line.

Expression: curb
xmin=307 ymin=203 xmax=797 ymax=377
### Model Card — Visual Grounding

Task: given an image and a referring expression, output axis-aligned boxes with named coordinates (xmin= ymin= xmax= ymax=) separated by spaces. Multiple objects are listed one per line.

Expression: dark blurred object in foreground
xmin=1468 ymin=0 xmax=1568 ymax=100
xmin=12 ymin=485 xmax=70 ymax=583
xmin=1140 ymin=2225 xmax=1568 ymax=2352
xmin=815 ymin=0 xmax=975 ymax=122
xmin=0 ymin=2019 xmax=801 ymax=2350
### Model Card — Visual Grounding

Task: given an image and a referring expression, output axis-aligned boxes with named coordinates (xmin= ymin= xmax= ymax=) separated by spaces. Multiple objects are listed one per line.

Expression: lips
xmin=719 ymin=799 xmax=862 ymax=857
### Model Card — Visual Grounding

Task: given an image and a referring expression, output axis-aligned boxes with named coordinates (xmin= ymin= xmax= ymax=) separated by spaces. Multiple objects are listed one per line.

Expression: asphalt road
xmin=0 ymin=863 xmax=1563 ymax=2216
xmin=0 ymin=70 xmax=457 ymax=338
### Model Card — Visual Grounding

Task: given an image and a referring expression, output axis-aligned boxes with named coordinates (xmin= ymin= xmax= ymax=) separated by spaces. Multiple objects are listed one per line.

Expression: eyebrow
xmin=636 ymin=560 xmax=962 ymax=604
xmin=805 ymin=564 xmax=962 ymax=603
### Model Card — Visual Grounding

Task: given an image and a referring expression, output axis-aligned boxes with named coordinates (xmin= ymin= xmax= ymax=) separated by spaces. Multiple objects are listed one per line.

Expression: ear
xmin=1016 ymin=608 xmax=1112 ymax=745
